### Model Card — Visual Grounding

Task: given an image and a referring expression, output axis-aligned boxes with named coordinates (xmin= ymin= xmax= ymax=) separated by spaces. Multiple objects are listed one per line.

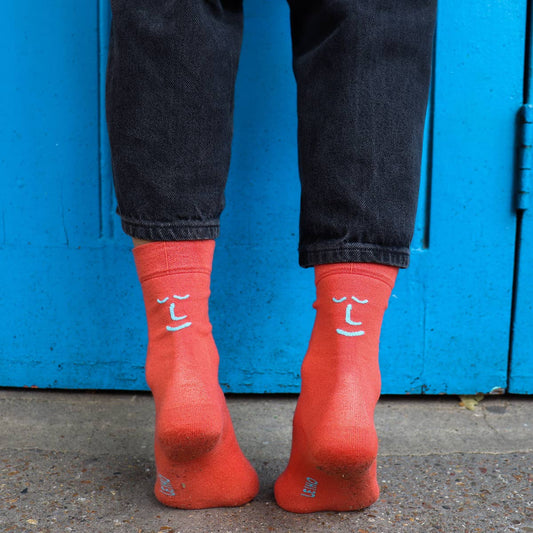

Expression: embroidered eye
xmin=157 ymin=294 xmax=190 ymax=304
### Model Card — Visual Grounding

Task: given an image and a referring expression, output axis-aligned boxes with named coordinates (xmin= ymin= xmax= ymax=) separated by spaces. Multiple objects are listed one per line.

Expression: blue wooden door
xmin=377 ymin=0 xmax=527 ymax=394
xmin=0 ymin=0 xmax=529 ymax=393
xmin=510 ymin=3 xmax=533 ymax=394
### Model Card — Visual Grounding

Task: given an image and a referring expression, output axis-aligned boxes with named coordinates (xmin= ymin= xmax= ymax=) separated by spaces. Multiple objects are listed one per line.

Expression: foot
xmin=274 ymin=263 xmax=397 ymax=513
xmin=133 ymin=240 xmax=259 ymax=509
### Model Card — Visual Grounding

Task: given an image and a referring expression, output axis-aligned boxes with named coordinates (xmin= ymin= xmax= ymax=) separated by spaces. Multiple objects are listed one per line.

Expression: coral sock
xmin=133 ymin=240 xmax=259 ymax=509
xmin=274 ymin=262 xmax=398 ymax=513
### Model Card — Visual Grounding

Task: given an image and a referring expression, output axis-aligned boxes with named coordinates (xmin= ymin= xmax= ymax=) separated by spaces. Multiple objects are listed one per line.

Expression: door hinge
xmin=517 ymin=104 xmax=532 ymax=211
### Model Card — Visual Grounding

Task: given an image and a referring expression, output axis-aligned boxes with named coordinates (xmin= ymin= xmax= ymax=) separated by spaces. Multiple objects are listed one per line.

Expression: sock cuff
xmin=314 ymin=262 xmax=398 ymax=289
xmin=132 ymin=240 xmax=215 ymax=282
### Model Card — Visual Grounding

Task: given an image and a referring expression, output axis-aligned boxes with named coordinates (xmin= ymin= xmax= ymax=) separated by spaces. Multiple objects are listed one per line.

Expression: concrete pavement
xmin=1 ymin=391 xmax=531 ymax=532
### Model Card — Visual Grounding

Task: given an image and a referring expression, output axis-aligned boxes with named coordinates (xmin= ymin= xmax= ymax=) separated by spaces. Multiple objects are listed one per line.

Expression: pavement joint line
xmin=379 ymin=450 xmax=533 ymax=456
xmin=2 ymin=447 xmax=532 ymax=457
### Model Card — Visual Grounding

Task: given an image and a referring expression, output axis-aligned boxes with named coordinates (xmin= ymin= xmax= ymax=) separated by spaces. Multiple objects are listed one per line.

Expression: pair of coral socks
xmin=132 ymin=240 xmax=397 ymax=511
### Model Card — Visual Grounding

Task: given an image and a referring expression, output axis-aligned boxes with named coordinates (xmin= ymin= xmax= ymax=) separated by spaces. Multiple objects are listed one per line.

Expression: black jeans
xmin=105 ymin=0 xmax=438 ymax=268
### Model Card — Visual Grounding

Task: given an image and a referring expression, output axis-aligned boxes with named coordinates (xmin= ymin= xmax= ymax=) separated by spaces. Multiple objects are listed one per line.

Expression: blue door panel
xmin=1 ymin=3 xmax=100 ymax=248
xmin=0 ymin=0 xmax=528 ymax=393
xmin=391 ymin=0 xmax=524 ymax=394
xmin=0 ymin=246 xmax=145 ymax=389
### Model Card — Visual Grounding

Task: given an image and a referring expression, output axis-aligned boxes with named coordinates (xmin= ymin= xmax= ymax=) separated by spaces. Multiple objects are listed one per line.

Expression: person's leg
xmin=106 ymin=0 xmax=243 ymax=241
xmin=106 ymin=0 xmax=259 ymax=509
xmin=275 ymin=0 xmax=438 ymax=512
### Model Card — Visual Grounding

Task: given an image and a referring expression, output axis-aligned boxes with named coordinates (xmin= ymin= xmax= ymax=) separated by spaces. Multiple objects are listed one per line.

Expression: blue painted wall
xmin=0 ymin=0 xmax=530 ymax=393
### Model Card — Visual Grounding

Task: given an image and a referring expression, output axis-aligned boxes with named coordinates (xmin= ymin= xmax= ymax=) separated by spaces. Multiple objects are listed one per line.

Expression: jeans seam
xmin=119 ymin=214 xmax=221 ymax=242
xmin=299 ymin=243 xmax=409 ymax=254
xmin=119 ymin=214 xmax=220 ymax=229
xmin=299 ymin=243 xmax=410 ymax=269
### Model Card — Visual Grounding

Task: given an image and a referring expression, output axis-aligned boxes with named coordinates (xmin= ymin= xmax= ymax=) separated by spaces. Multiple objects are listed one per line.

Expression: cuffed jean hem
xmin=120 ymin=215 xmax=220 ymax=242
xmin=299 ymin=243 xmax=410 ymax=269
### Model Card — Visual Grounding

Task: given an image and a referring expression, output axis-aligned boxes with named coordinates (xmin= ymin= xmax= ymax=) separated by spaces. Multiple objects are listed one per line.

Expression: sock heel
xmin=296 ymin=420 xmax=378 ymax=476
xmin=309 ymin=430 xmax=378 ymax=476
xmin=157 ymin=421 xmax=223 ymax=461
xmin=154 ymin=389 xmax=225 ymax=461
xmin=153 ymin=408 xmax=260 ymax=509
xmin=311 ymin=447 xmax=377 ymax=477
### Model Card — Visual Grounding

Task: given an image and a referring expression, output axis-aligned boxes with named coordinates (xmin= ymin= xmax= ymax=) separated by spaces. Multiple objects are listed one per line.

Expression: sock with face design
xmin=133 ymin=240 xmax=259 ymax=509
xmin=274 ymin=262 xmax=398 ymax=513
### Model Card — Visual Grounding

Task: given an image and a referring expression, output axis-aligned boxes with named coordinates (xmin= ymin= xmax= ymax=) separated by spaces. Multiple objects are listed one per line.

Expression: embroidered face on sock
xmin=332 ymin=296 xmax=368 ymax=337
xmin=156 ymin=294 xmax=192 ymax=332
